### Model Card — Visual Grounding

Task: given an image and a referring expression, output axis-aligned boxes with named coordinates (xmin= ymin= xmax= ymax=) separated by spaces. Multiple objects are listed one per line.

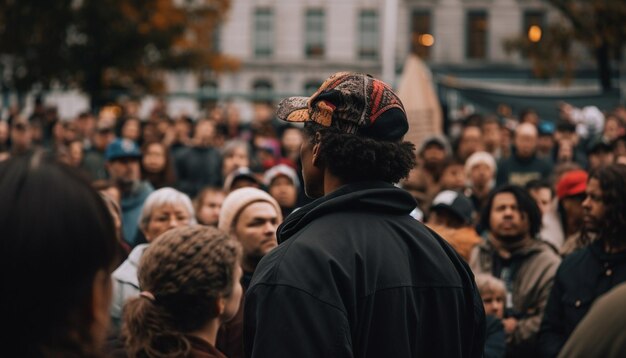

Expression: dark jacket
xmin=539 ymin=239 xmax=626 ymax=357
xmin=485 ymin=315 xmax=507 ymax=358
xmin=557 ymin=283 xmax=626 ymax=358
xmin=496 ymin=152 xmax=552 ymax=187
xmin=174 ymin=146 xmax=222 ymax=198
xmin=243 ymin=181 xmax=485 ymax=358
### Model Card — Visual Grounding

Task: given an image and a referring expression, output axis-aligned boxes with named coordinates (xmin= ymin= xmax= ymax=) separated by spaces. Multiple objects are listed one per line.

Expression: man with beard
xmin=539 ymin=164 xmax=626 ymax=357
xmin=105 ymin=138 xmax=154 ymax=247
xmin=216 ymin=187 xmax=282 ymax=358
xmin=470 ymin=185 xmax=561 ymax=357
xmin=403 ymin=135 xmax=452 ymax=212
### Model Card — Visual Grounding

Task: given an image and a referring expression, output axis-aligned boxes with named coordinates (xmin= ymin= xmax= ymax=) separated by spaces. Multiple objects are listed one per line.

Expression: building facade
xmin=207 ymin=0 xmax=572 ymax=102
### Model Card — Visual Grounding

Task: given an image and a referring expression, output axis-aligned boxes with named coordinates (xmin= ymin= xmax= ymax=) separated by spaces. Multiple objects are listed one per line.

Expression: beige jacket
xmin=470 ymin=239 xmax=561 ymax=356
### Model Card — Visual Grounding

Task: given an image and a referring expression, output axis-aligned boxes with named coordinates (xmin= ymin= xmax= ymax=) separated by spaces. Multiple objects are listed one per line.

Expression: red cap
xmin=556 ymin=170 xmax=588 ymax=200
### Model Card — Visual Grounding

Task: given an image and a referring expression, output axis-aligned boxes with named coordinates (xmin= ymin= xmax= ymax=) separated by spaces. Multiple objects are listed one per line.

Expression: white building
xmin=205 ymin=0 xmax=575 ymax=103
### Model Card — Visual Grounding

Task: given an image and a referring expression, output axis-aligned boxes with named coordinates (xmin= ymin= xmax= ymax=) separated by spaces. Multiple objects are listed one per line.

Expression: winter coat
xmin=538 ymin=239 xmax=626 ymax=357
xmin=120 ymin=181 xmax=153 ymax=247
xmin=244 ymin=181 xmax=485 ymax=358
xmin=484 ymin=315 xmax=506 ymax=358
xmin=557 ymin=283 xmax=626 ymax=358
xmin=495 ymin=153 xmax=552 ymax=187
xmin=470 ymin=239 xmax=560 ymax=357
xmin=110 ymin=244 xmax=149 ymax=329
xmin=427 ymin=224 xmax=482 ymax=261
xmin=174 ymin=146 xmax=222 ymax=198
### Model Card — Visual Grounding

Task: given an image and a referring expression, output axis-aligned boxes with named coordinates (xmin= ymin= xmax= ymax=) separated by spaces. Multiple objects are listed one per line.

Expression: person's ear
xmin=216 ymin=296 xmax=226 ymax=316
xmin=91 ymin=270 xmax=112 ymax=347
xmin=312 ymin=132 xmax=322 ymax=166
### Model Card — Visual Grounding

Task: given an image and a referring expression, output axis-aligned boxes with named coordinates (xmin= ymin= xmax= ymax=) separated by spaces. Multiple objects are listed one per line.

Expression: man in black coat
xmin=243 ymin=72 xmax=485 ymax=358
xmin=539 ymin=164 xmax=626 ymax=357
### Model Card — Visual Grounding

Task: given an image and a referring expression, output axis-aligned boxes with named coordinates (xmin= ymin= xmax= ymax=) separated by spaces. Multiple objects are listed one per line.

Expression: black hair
xmin=525 ymin=179 xmax=554 ymax=198
xmin=479 ymin=184 xmax=542 ymax=238
xmin=303 ymin=122 xmax=416 ymax=183
xmin=556 ymin=120 xmax=577 ymax=134
xmin=0 ymin=151 xmax=118 ymax=357
xmin=583 ymin=164 xmax=626 ymax=248
xmin=463 ymin=113 xmax=484 ymax=127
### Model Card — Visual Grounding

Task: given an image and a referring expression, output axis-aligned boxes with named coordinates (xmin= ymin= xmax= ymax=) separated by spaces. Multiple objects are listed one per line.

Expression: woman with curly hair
xmin=120 ymin=225 xmax=242 ymax=358
xmin=540 ymin=164 xmax=626 ymax=357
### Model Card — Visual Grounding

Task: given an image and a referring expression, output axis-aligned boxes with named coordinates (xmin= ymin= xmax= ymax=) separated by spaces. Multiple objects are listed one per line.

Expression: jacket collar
xmin=277 ymin=181 xmax=417 ymax=244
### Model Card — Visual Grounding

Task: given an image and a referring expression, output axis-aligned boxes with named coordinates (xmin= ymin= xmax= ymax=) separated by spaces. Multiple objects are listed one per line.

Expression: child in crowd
xmin=475 ymin=273 xmax=507 ymax=358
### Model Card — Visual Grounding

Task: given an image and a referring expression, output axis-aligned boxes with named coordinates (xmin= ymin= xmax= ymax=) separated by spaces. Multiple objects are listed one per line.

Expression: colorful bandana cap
xmin=276 ymin=72 xmax=409 ymax=141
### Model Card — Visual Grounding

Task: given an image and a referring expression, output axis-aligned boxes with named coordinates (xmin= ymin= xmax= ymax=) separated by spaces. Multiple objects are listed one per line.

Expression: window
xmin=466 ymin=11 xmax=488 ymax=60
xmin=212 ymin=23 xmax=221 ymax=53
xmin=358 ymin=10 xmax=379 ymax=60
xmin=254 ymin=8 xmax=273 ymax=58
xmin=411 ymin=10 xmax=433 ymax=60
xmin=305 ymin=9 xmax=325 ymax=58
xmin=524 ymin=11 xmax=544 ymax=43
xmin=253 ymin=79 xmax=273 ymax=102
xmin=304 ymin=80 xmax=324 ymax=95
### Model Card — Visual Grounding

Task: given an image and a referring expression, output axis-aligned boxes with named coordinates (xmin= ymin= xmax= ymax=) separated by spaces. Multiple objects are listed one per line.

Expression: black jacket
xmin=539 ymin=239 xmax=626 ymax=357
xmin=243 ymin=181 xmax=485 ymax=358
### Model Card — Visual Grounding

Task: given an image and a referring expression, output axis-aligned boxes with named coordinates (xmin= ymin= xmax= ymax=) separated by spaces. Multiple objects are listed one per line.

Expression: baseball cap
xmin=538 ymin=121 xmax=556 ymax=136
xmin=556 ymin=170 xmax=588 ymax=200
xmin=276 ymin=72 xmax=408 ymax=141
xmin=430 ymin=190 xmax=474 ymax=225
xmin=419 ymin=135 xmax=452 ymax=156
xmin=264 ymin=164 xmax=300 ymax=189
xmin=105 ymin=139 xmax=141 ymax=161
xmin=223 ymin=167 xmax=261 ymax=192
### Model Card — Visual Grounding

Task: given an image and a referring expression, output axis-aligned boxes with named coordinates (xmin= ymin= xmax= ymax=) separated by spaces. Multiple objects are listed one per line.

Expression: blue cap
xmin=538 ymin=121 xmax=555 ymax=136
xmin=105 ymin=139 xmax=142 ymax=161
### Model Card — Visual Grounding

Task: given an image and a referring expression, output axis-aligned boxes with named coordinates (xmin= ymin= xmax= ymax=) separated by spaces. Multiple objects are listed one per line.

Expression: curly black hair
xmin=479 ymin=184 xmax=543 ymax=239
xmin=582 ymin=164 xmax=626 ymax=249
xmin=303 ymin=122 xmax=416 ymax=183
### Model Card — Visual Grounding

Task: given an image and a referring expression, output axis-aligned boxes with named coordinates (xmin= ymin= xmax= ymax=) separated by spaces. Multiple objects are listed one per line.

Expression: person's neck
xmin=472 ymin=184 xmax=490 ymax=198
xmin=189 ymin=319 xmax=220 ymax=347
xmin=241 ymin=260 xmax=256 ymax=274
xmin=323 ymin=168 xmax=346 ymax=195
xmin=489 ymin=234 xmax=533 ymax=259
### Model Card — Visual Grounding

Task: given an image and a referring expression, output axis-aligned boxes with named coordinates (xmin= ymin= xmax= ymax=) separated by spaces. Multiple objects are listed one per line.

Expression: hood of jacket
xmin=277 ymin=181 xmax=417 ymax=244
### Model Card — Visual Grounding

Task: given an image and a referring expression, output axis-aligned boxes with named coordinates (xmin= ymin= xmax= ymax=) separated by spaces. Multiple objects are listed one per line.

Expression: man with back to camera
xmin=243 ymin=72 xmax=485 ymax=358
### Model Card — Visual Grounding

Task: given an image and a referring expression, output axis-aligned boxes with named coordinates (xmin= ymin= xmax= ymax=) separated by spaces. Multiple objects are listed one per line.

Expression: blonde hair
xmin=475 ymin=273 xmax=506 ymax=298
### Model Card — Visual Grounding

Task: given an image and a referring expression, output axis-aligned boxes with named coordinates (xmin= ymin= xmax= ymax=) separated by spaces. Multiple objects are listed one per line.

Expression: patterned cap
xmin=276 ymin=72 xmax=409 ymax=141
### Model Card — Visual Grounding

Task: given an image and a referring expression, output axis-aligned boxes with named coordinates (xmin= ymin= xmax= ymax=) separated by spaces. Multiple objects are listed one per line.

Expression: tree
xmin=0 ymin=0 xmax=239 ymax=108
xmin=504 ymin=0 xmax=626 ymax=92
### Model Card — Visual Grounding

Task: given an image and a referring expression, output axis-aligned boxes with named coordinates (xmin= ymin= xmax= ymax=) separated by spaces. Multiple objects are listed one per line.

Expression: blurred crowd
xmin=3 ymin=93 xmax=626 ymax=358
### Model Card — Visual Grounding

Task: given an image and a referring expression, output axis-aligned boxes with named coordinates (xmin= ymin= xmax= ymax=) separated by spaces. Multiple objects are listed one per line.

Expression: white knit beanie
xmin=464 ymin=151 xmax=497 ymax=176
xmin=218 ymin=187 xmax=283 ymax=233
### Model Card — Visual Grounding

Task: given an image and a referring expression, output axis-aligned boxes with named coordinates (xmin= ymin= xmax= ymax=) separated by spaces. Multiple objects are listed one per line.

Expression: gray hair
xmin=221 ymin=139 xmax=251 ymax=158
xmin=474 ymin=273 xmax=506 ymax=297
xmin=138 ymin=187 xmax=197 ymax=231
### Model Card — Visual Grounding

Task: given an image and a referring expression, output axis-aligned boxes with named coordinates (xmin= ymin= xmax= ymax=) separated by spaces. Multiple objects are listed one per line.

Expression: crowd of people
xmin=2 ymin=71 xmax=626 ymax=358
